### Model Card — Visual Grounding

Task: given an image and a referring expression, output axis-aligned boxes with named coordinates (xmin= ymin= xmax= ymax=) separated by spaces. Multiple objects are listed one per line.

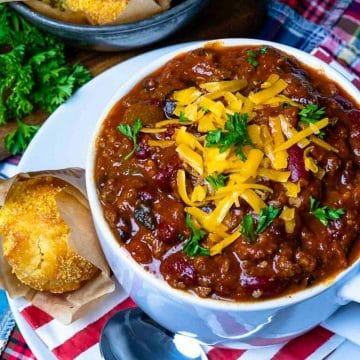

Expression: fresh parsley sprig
xmin=299 ymin=104 xmax=326 ymax=124
xmin=0 ymin=4 xmax=91 ymax=154
xmin=247 ymin=47 xmax=268 ymax=68
xmin=256 ymin=206 xmax=281 ymax=233
xmin=299 ymin=104 xmax=327 ymax=138
xmin=117 ymin=119 xmax=143 ymax=160
xmin=309 ymin=196 xmax=345 ymax=226
xmin=241 ymin=206 xmax=281 ymax=243
xmin=5 ymin=120 xmax=41 ymax=155
xmin=179 ymin=111 xmax=191 ymax=123
xmin=259 ymin=46 xmax=268 ymax=54
xmin=241 ymin=214 xmax=256 ymax=243
xmin=183 ymin=214 xmax=209 ymax=256
xmin=205 ymin=112 xmax=253 ymax=161
xmin=205 ymin=173 xmax=228 ymax=190
xmin=247 ymin=50 xmax=259 ymax=68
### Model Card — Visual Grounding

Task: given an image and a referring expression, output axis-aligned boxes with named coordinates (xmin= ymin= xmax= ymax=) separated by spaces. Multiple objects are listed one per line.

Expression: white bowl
xmin=86 ymin=39 xmax=360 ymax=347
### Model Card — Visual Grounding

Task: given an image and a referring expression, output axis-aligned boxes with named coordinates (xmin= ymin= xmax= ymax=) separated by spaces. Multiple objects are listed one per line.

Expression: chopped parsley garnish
xmin=299 ymin=104 xmax=326 ymax=124
xmin=179 ymin=111 xmax=191 ymax=123
xmin=205 ymin=173 xmax=228 ymax=190
xmin=5 ymin=119 xmax=40 ymax=155
xmin=0 ymin=4 xmax=91 ymax=155
xmin=256 ymin=206 xmax=282 ymax=233
xmin=247 ymin=50 xmax=259 ymax=68
xmin=259 ymin=46 xmax=268 ymax=54
xmin=117 ymin=118 xmax=142 ymax=160
xmin=241 ymin=206 xmax=281 ymax=243
xmin=241 ymin=214 xmax=256 ymax=243
xmin=309 ymin=196 xmax=345 ymax=226
xmin=205 ymin=112 xmax=253 ymax=161
xmin=183 ymin=214 xmax=209 ymax=256
xmin=200 ymin=106 xmax=209 ymax=113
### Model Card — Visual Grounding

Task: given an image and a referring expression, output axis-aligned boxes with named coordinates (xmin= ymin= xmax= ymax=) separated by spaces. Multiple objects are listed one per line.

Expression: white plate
xmin=8 ymin=42 xmax=191 ymax=360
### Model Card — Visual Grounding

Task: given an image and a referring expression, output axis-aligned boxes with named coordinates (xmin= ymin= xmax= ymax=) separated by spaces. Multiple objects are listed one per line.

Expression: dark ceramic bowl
xmin=10 ymin=0 xmax=209 ymax=51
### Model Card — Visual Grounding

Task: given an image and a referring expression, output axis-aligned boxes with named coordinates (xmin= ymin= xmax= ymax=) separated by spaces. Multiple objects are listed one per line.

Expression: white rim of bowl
xmin=86 ymin=38 xmax=360 ymax=311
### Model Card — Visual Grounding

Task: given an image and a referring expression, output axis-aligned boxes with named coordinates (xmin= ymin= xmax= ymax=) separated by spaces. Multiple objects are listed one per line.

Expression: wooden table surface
xmin=0 ymin=0 xmax=266 ymax=160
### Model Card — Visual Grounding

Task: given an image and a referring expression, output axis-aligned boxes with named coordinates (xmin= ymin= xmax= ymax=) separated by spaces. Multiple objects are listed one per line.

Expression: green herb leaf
xmin=317 ymin=130 xmax=326 ymax=139
xmin=205 ymin=112 xmax=253 ymax=161
xmin=259 ymin=47 xmax=268 ymax=54
xmin=309 ymin=196 xmax=345 ymax=226
xmin=205 ymin=173 xmax=228 ymax=190
xmin=241 ymin=205 xmax=281 ymax=243
xmin=179 ymin=111 xmax=191 ymax=123
xmin=255 ymin=206 xmax=281 ymax=234
xmin=247 ymin=50 xmax=259 ymax=68
xmin=0 ymin=4 xmax=91 ymax=153
xmin=4 ymin=119 xmax=40 ymax=155
xmin=241 ymin=214 xmax=256 ymax=243
xmin=117 ymin=118 xmax=143 ymax=160
xmin=200 ymin=106 xmax=209 ymax=113
xmin=183 ymin=214 xmax=209 ymax=256
xmin=299 ymin=104 xmax=326 ymax=124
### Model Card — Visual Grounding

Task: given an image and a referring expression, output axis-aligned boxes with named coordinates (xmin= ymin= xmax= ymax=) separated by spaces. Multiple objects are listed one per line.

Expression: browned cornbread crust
xmin=0 ymin=177 xmax=98 ymax=293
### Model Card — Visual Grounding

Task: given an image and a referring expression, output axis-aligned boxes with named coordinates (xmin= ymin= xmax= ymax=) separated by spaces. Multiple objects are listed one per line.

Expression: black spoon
xmin=100 ymin=308 xmax=208 ymax=360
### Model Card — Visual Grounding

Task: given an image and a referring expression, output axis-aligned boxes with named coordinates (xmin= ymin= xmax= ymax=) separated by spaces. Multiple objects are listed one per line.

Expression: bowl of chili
xmin=86 ymin=39 xmax=360 ymax=347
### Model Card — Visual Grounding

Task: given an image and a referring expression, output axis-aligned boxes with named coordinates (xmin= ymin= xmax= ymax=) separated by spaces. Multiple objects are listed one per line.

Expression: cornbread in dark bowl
xmin=9 ymin=0 xmax=209 ymax=51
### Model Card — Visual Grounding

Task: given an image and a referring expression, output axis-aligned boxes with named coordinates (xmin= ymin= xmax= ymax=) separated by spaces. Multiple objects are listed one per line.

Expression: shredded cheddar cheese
xmin=173 ymin=87 xmax=202 ymax=105
xmin=139 ymin=74 xmax=334 ymax=256
xmin=240 ymin=189 xmax=266 ymax=214
xmin=140 ymin=128 xmax=167 ymax=134
xmin=257 ymin=168 xmax=291 ymax=182
xmin=249 ymin=79 xmax=288 ymax=104
xmin=147 ymin=140 xmax=175 ymax=148
xmin=210 ymin=230 xmax=242 ymax=256
xmin=310 ymin=136 xmax=339 ymax=153
xmin=269 ymin=116 xmax=288 ymax=169
xmin=176 ymin=144 xmax=204 ymax=175
xmin=200 ymin=79 xmax=248 ymax=93
xmin=280 ymin=207 xmax=296 ymax=233
xmin=283 ymin=182 xmax=301 ymax=197
xmin=303 ymin=146 xmax=318 ymax=173
xmin=155 ymin=120 xmax=182 ymax=128
xmin=274 ymin=118 xmax=329 ymax=152
xmin=177 ymin=170 xmax=205 ymax=206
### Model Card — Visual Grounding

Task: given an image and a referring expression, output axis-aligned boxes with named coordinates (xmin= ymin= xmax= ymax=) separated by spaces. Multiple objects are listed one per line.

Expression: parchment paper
xmin=0 ymin=168 xmax=115 ymax=325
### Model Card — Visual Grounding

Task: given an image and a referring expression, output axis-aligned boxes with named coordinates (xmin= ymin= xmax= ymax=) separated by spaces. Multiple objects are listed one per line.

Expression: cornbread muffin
xmin=65 ymin=0 xmax=129 ymax=25
xmin=0 ymin=177 xmax=98 ymax=294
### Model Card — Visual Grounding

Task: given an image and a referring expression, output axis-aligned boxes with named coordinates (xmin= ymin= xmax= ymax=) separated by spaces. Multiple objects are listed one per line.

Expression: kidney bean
xmin=135 ymin=134 xmax=151 ymax=160
xmin=164 ymin=125 xmax=179 ymax=139
xmin=161 ymin=253 xmax=197 ymax=287
xmin=155 ymin=221 xmax=178 ymax=244
xmin=154 ymin=156 xmax=181 ymax=191
xmin=288 ymin=145 xmax=308 ymax=182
